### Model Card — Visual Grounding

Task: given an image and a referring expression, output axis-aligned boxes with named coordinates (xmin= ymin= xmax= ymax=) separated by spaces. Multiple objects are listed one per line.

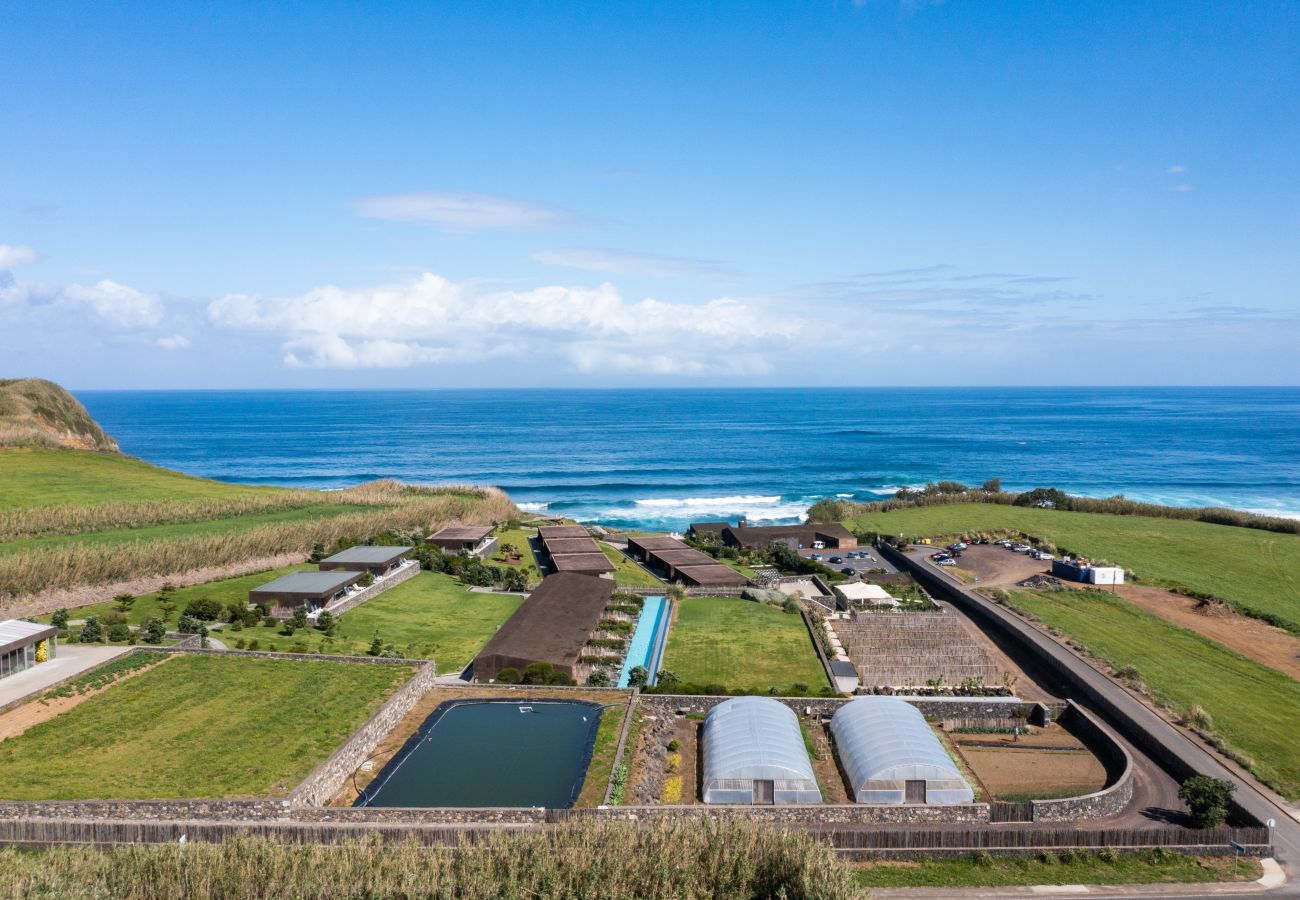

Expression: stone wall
xmin=1030 ymin=700 xmax=1135 ymax=822
xmin=289 ymin=662 xmax=441 ymax=807
xmin=136 ymin=645 xmax=425 ymax=666
xmin=0 ymin=799 xmax=289 ymax=822
xmin=638 ymin=693 xmax=1041 ymax=721
xmin=322 ymin=560 xmax=421 ymax=617
xmin=580 ymin=804 xmax=991 ymax=825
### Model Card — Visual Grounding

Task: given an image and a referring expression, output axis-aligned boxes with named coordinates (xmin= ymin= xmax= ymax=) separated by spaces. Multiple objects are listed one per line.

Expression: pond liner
xmin=354 ymin=697 xmax=605 ymax=810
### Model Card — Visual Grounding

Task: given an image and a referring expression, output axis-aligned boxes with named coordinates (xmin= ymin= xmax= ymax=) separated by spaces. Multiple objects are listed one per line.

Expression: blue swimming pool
xmin=618 ymin=595 xmax=668 ymax=688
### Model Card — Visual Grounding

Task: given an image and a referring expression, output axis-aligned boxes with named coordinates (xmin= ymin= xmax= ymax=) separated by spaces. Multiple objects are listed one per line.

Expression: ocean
xmin=76 ymin=388 xmax=1300 ymax=532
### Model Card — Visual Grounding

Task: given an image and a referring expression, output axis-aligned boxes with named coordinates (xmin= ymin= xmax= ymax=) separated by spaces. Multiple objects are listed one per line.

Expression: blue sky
xmin=2 ymin=0 xmax=1298 ymax=388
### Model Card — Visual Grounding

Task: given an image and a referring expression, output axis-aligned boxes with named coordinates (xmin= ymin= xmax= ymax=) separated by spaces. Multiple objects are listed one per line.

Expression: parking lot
xmin=798 ymin=546 xmax=895 ymax=576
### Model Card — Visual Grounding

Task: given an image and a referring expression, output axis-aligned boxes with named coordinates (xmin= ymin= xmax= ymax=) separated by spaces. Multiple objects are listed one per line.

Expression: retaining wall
xmin=637 ymin=693 xmax=1040 ymax=721
xmin=290 ymin=662 xmax=441 ymax=807
xmin=322 ymin=561 xmax=421 ymax=617
xmin=1030 ymin=701 xmax=1135 ymax=823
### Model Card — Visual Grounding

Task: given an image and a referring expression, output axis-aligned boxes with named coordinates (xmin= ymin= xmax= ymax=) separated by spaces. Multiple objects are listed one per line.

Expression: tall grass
xmin=0 ymin=821 xmax=858 ymax=899
xmin=0 ymin=484 xmax=517 ymax=601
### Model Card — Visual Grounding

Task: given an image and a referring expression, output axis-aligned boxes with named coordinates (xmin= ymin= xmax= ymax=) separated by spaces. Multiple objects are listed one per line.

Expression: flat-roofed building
xmin=626 ymin=534 xmax=689 ymax=561
xmin=685 ymin=521 xmax=730 ymax=541
xmin=318 ymin=545 xmax=414 ymax=577
xmin=549 ymin=552 xmax=616 ymax=575
xmin=673 ymin=564 xmax=749 ymax=588
xmin=718 ymin=523 xmax=858 ymax=551
xmin=644 ymin=547 xmax=715 ymax=578
xmin=543 ymin=537 xmax=602 ymax=555
xmin=426 ymin=525 xmax=495 ymax=556
xmin=472 ymin=573 xmax=616 ymax=682
xmin=0 ymin=619 xmax=58 ymax=681
xmin=537 ymin=525 xmax=590 ymax=540
xmin=249 ymin=570 xmax=362 ymax=619
xmin=834 ymin=582 xmax=899 ymax=607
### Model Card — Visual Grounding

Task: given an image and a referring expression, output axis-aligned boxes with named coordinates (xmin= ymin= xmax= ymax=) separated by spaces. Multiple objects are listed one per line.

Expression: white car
xmin=936 ymin=558 xmax=957 ymax=566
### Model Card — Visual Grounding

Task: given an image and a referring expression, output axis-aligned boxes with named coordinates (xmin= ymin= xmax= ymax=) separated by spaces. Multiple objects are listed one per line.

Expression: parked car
xmin=937 ymin=558 xmax=957 ymax=566
xmin=829 ymin=556 xmax=843 ymax=564
xmin=840 ymin=567 xmax=856 ymax=575
xmin=810 ymin=554 xmax=823 ymax=561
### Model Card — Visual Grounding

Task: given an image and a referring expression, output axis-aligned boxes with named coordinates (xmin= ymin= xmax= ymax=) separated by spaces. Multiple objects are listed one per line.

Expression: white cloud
xmin=63 ymin=280 xmax=164 ymax=327
xmin=352 ymin=192 xmax=576 ymax=232
xmin=207 ymin=272 xmax=800 ymax=374
xmin=155 ymin=334 xmax=190 ymax=349
xmin=532 ymin=247 xmax=727 ymax=278
xmin=1171 ymin=183 xmax=1195 ymax=193
xmin=0 ymin=244 xmax=41 ymax=269
xmin=1167 ymin=164 xmax=1188 ymax=174
xmin=0 ymin=277 xmax=163 ymax=328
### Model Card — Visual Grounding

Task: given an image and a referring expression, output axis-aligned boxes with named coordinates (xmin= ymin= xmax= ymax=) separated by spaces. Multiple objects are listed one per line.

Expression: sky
xmin=1 ymin=0 xmax=1298 ymax=389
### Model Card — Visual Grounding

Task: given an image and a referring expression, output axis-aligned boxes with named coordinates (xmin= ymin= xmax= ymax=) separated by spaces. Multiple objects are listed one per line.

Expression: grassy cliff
xmin=0 ymin=378 xmax=119 ymax=452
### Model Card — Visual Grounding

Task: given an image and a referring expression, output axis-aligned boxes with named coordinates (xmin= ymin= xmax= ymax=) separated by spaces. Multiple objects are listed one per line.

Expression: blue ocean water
xmin=75 ymin=388 xmax=1300 ymax=531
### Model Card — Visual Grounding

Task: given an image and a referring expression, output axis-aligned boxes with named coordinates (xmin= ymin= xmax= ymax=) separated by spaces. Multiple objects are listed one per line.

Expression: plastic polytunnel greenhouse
xmin=830 ymin=697 xmax=975 ymax=804
xmin=701 ymin=696 xmax=822 ymax=805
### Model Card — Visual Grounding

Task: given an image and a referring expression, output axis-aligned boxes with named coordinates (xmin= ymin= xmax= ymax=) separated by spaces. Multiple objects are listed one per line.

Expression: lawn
xmin=229 ymin=572 xmax=523 ymax=671
xmin=842 ymin=503 xmax=1300 ymax=631
xmin=854 ymin=851 xmax=1261 ymax=889
xmin=1006 ymin=587 xmax=1300 ymax=800
xmin=600 ymin=543 xmax=665 ymax=588
xmin=0 ymin=653 xmax=412 ymax=799
xmin=0 ymin=448 xmax=279 ymax=509
xmin=661 ymin=596 xmax=829 ymax=691
xmin=40 ymin=564 xmax=315 ymax=627
xmin=575 ymin=704 xmax=626 ymax=807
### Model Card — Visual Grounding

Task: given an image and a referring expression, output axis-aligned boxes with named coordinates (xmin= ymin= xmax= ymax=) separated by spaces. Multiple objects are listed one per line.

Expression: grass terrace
xmin=842 ymin=503 xmax=1300 ymax=631
xmin=1005 ymin=587 xmax=1300 ymax=800
xmin=600 ymin=543 xmax=665 ymax=588
xmin=0 ymin=653 xmax=412 ymax=799
xmin=661 ymin=596 xmax=830 ymax=692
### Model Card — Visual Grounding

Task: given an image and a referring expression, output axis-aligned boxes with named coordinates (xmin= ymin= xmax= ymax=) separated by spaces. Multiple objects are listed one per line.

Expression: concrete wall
xmin=290 ymin=662 xmax=440 ymax=807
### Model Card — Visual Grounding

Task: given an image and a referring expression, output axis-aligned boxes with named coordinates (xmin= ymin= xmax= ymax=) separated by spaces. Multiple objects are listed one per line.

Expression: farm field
xmin=661 ymin=596 xmax=829 ymax=692
xmin=854 ymin=851 xmax=1261 ymax=889
xmin=842 ymin=504 xmax=1300 ymax=631
xmin=0 ymin=653 xmax=411 ymax=799
xmin=0 ymin=448 xmax=278 ymax=509
xmin=1006 ymin=587 xmax=1300 ymax=801
xmin=600 ymin=543 xmax=664 ymax=588
xmin=231 ymin=572 xmax=523 ymax=670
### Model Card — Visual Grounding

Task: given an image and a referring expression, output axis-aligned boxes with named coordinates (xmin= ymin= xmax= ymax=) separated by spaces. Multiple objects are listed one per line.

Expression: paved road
xmin=892 ymin=545 xmax=1300 ymax=889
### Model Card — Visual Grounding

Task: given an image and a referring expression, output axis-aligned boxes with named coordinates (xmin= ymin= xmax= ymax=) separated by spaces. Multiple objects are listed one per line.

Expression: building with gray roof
xmin=249 ymin=570 xmax=362 ymax=618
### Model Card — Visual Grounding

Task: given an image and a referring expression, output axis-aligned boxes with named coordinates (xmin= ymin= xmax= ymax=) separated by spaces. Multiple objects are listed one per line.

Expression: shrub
xmin=78 ymin=617 xmax=103 ymax=643
xmin=626 ymin=666 xmax=649 ymax=688
xmin=316 ymin=611 xmax=337 ymax=634
xmin=51 ymin=608 xmax=70 ymax=629
xmin=1178 ymin=775 xmax=1235 ymax=829
xmin=496 ymin=667 xmax=522 ymax=684
xmin=183 ymin=597 xmax=225 ymax=621
xmin=176 ymin=614 xmax=202 ymax=635
xmin=357 ymin=572 xmax=375 ymax=588
xmin=367 ymin=636 xmax=384 ymax=657
xmin=113 ymin=593 xmax=136 ymax=613
xmin=586 ymin=670 xmax=611 ymax=687
xmin=107 ymin=622 xmax=131 ymax=643
xmin=289 ymin=642 xmax=309 ymax=654
xmin=667 ymin=739 xmax=680 ymax=752
xmin=246 ymin=639 xmax=260 ymax=652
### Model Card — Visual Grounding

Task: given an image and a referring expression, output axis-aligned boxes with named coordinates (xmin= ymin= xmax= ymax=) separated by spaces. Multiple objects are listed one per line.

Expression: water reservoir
xmin=358 ymin=699 xmax=602 ymax=808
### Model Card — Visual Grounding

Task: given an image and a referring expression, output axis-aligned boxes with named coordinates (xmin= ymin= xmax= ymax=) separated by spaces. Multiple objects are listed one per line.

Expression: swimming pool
xmin=357 ymin=699 xmax=602 ymax=808
xmin=617 ymin=595 xmax=668 ymax=688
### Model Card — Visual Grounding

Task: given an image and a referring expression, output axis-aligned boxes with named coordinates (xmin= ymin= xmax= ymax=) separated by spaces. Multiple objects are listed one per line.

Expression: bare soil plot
xmin=0 ymin=654 xmax=171 ymax=742
xmin=949 ymin=544 xmax=1050 ymax=587
xmin=807 ymin=720 xmax=850 ymax=803
xmin=1108 ymin=584 xmax=1300 ymax=681
xmin=952 ymin=725 xmax=1108 ymax=801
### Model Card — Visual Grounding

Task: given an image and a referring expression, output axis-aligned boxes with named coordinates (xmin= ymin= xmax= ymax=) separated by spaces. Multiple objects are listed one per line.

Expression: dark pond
xmin=358 ymin=700 xmax=603 ymax=808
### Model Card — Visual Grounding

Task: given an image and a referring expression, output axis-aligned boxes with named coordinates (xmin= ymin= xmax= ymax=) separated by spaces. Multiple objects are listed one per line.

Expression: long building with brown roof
xmin=626 ymin=535 xmax=748 ymax=588
xmin=538 ymin=524 xmax=615 ymax=576
xmin=472 ymin=573 xmax=616 ymax=682
xmin=688 ymin=521 xmax=857 ymax=551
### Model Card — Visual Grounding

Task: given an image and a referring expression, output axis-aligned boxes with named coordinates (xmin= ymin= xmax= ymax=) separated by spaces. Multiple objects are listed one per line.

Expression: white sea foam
xmin=516 ymin=501 xmax=550 ymax=513
xmin=598 ymin=494 xmax=811 ymax=523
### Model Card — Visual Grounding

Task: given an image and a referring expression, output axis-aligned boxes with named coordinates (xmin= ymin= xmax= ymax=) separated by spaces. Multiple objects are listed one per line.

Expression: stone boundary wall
xmin=638 ymin=693 xmax=1040 ymax=721
xmin=603 ymin=688 xmax=641 ymax=805
xmin=1030 ymin=700 xmax=1135 ymax=822
xmin=135 ymin=645 xmax=425 ymax=666
xmin=579 ymin=804 xmax=992 ymax=826
xmin=799 ymin=606 xmax=838 ymax=691
xmin=290 ymin=662 xmax=441 ymax=807
xmin=322 ymin=560 xmax=421 ymax=617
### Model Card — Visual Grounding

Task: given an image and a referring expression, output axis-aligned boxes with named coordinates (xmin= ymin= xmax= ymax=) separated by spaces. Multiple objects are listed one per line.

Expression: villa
xmin=249 ymin=570 xmax=362 ymax=619
xmin=318 ymin=545 xmax=413 ymax=577
xmin=426 ymin=525 xmax=496 ymax=557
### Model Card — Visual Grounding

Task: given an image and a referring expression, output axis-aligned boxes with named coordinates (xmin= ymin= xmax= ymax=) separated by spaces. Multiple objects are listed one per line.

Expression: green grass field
xmin=1006 ymin=588 xmax=1300 ymax=800
xmin=843 ymin=504 xmax=1300 ymax=630
xmin=854 ymin=851 xmax=1260 ymax=889
xmin=661 ymin=596 xmax=829 ymax=691
xmin=229 ymin=572 xmax=523 ymax=670
xmin=0 ymin=448 xmax=279 ymax=509
xmin=600 ymin=543 xmax=665 ymax=588
xmin=576 ymin=704 xmax=626 ymax=807
xmin=39 ymin=564 xmax=316 ymax=627
xmin=0 ymin=654 xmax=411 ymax=799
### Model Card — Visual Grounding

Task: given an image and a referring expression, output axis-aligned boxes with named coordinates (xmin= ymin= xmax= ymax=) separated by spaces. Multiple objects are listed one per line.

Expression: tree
xmin=367 ymin=635 xmax=384 ymax=657
xmin=79 ymin=617 xmax=103 ymax=643
xmin=982 ymin=478 xmax=1002 ymax=493
xmin=51 ymin=608 xmax=70 ymax=629
xmin=143 ymin=616 xmax=167 ymax=644
xmin=107 ymin=621 xmax=132 ymax=643
xmin=184 ymin=597 xmax=224 ymax=621
xmin=177 ymin=614 xmax=203 ymax=634
xmin=316 ymin=611 xmax=337 ymax=635
xmin=288 ymin=605 xmax=309 ymax=631
xmin=1015 ymin=487 xmax=1070 ymax=510
xmin=627 ymin=665 xmax=649 ymax=688
xmin=112 ymin=594 xmax=135 ymax=614
xmin=586 ymin=669 xmax=611 ymax=687
xmin=309 ymin=541 xmax=327 ymax=563
xmin=1179 ymin=775 xmax=1235 ymax=829
xmin=502 ymin=567 xmax=529 ymax=592
xmin=158 ymin=597 xmax=178 ymax=622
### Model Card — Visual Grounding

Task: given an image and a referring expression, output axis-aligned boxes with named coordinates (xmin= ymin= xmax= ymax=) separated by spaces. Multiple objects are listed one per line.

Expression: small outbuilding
xmin=830 ymin=697 xmax=974 ymax=804
xmin=830 ymin=659 xmax=860 ymax=694
xmin=0 ymin=619 xmax=58 ymax=681
xmin=834 ymin=582 xmax=899 ymax=607
xmin=249 ymin=570 xmax=362 ymax=619
xmin=701 ymin=696 xmax=822 ymax=805
xmin=318 ymin=545 xmax=413 ymax=577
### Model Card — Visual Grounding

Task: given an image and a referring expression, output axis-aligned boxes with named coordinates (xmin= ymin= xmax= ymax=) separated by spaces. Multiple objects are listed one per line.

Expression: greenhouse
xmin=830 ymin=697 xmax=974 ymax=804
xmin=701 ymin=696 xmax=821 ymax=805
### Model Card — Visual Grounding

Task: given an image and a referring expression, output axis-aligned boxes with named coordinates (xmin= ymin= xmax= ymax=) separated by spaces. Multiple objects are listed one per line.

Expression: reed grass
xmin=0 ymin=821 xmax=858 ymax=899
xmin=0 ymin=484 xmax=517 ymax=601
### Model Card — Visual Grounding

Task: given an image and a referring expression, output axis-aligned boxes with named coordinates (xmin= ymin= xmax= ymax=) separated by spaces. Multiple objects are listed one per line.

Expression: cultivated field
xmin=0 ymin=653 xmax=412 ymax=799
xmin=842 ymin=504 xmax=1300 ymax=631
xmin=661 ymin=596 xmax=829 ymax=691
xmin=1006 ymin=587 xmax=1300 ymax=800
